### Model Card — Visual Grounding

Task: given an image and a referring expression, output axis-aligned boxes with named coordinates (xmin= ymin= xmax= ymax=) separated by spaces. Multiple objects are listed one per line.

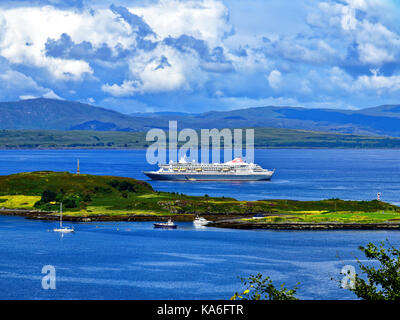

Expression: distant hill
xmin=2 ymin=128 xmax=400 ymax=149
xmin=0 ymin=98 xmax=168 ymax=131
xmin=355 ymin=104 xmax=400 ymax=118
xmin=2 ymin=98 xmax=400 ymax=136
xmin=130 ymin=111 xmax=196 ymax=118
xmin=138 ymin=105 xmax=400 ymax=136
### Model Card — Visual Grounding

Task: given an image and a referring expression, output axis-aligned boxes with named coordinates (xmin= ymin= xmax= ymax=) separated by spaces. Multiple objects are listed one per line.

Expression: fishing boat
xmin=193 ymin=216 xmax=209 ymax=227
xmin=53 ymin=203 xmax=75 ymax=233
xmin=154 ymin=218 xmax=177 ymax=229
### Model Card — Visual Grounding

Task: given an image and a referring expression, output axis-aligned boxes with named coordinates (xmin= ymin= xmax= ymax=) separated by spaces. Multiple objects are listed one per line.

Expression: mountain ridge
xmin=1 ymin=98 xmax=400 ymax=136
xmin=0 ymin=98 xmax=170 ymax=131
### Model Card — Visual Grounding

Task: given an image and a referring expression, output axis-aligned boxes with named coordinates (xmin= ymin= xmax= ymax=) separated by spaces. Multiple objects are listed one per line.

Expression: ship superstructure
xmin=144 ymin=157 xmax=275 ymax=181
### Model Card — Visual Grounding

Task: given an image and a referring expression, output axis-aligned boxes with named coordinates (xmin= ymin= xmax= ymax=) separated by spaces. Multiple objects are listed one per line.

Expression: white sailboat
xmin=53 ymin=203 xmax=74 ymax=233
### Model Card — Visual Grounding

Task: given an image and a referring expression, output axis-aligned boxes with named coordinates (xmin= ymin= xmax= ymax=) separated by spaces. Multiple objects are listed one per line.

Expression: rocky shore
xmin=0 ymin=208 xmax=252 ymax=223
xmin=208 ymin=219 xmax=400 ymax=230
xmin=3 ymin=209 xmax=400 ymax=230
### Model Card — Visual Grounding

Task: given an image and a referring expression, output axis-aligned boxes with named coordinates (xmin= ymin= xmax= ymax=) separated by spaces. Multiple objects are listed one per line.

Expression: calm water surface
xmin=0 ymin=149 xmax=399 ymax=299
xmin=0 ymin=149 xmax=399 ymax=202
xmin=1 ymin=215 xmax=400 ymax=300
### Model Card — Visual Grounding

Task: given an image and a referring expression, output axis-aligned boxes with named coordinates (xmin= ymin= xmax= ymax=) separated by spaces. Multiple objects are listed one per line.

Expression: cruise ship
xmin=144 ymin=157 xmax=275 ymax=181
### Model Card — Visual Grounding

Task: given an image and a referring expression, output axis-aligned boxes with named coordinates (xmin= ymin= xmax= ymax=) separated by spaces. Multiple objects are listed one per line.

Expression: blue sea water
xmin=0 ymin=149 xmax=400 ymax=300
xmin=0 ymin=149 xmax=399 ymax=203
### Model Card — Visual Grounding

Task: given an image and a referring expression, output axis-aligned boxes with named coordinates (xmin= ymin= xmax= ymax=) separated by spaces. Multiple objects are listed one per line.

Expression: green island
xmin=1 ymin=171 xmax=400 ymax=229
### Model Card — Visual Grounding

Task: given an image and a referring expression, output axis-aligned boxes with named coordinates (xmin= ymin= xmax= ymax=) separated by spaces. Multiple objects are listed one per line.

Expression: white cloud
xmin=304 ymin=0 xmax=400 ymax=69
xmin=0 ymin=1 xmax=235 ymax=97
xmin=130 ymin=47 xmax=190 ymax=93
xmin=327 ymin=67 xmax=400 ymax=94
xmin=219 ymin=96 xmax=299 ymax=110
xmin=229 ymin=49 xmax=270 ymax=73
xmin=329 ymin=67 xmax=353 ymax=90
xmin=0 ymin=69 xmax=60 ymax=100
xmin=0 ymin=13 xmax=6 ymax=43
xmin=131 ymin=0 xmax=232 ymax=47
xmin=357 ymin=43 xmax=395 ymax=65
xmin=0 ymin=6 xmax=99 ymax=80
xmin=1 ymin=0 xmax=400 ymax=110
xmin=100 ymin=0 xmax=236 ymax=97
xmin=354 ymin=70 xmax=400 ymax=92
xmin=103 ymin=44 xmax=205 ymax=96
xmin=43 ymin=90 xmax=63 ymax=99
xmin=260 ymin=35 xmax=342 ymax=66
xmin=267 ymin=70 xmax=282 ymax=89
xmin=19 ymin=95 xmax=37 ymax=100
xmin=343 ymin=0 xmax=389 ymax=11
xmin=341 ymin=5 xmax=357 ymax=30
xmin=101 ymin=80 xmax=138 ymax=97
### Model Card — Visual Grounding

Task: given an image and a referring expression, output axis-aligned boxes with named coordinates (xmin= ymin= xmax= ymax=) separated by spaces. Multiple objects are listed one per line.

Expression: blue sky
xmin=0 ymin=0 xmax=400 ymax=113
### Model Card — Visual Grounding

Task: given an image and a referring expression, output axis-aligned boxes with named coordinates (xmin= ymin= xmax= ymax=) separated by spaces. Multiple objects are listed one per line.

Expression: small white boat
xmin=193 ymin=216 xmax=209 ymax=227
xmin=54 ymin=203 xmax=74 ymax=233
xmin=252 ymin=213 xmax=266 ymax=219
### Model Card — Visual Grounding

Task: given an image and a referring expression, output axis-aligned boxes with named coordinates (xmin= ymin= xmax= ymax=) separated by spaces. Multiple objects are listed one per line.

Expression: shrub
xmin=232 ymin=273 xmax=299 ymax=300
xmin=107 ymin=180 xmax=136 ymax=192
xmin=41 ymin=190 xmax=57 ymax=203
xmin=63 ymin=195 xmax=79 ymax=208
xmin=344 ymin=240 xmax=400 ymax=300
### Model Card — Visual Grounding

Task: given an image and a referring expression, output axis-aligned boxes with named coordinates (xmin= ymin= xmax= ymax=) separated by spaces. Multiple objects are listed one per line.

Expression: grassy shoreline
xmin=2 ymin=207 xmax=400 ymax=230
xmin=208 ymin=219 xmax=400 ymax=230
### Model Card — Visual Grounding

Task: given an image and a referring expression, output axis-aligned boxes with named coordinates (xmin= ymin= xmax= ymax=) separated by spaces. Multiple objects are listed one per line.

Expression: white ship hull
xmin=144 ymin=172 xmax=274 ymax=181
xmin=144 ymin=157 xmax=275 ymax=181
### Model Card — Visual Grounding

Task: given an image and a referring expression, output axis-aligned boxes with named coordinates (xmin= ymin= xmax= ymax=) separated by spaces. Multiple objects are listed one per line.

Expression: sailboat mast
xmin=60 ymin=202 xmax=63 ymax=227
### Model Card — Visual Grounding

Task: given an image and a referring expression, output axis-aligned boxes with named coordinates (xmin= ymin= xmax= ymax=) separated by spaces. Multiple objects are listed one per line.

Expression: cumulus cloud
xmin=102 ymin=44 xmax=204 ymax=95
xmin=357 ymin=43 xmax=395 ymax=65
xmin=260 ymin=35 xmax=341 ymax=65
xmin=131 ymin=0 xmax=233 ymax=47
xmin=327 ymin=66 xmax=400 ymax=95
xmin=354 ymin=69 xmax=400 ymax=92
xmin=0 ymin=6 xmax=99 ymax=80
xmin=0 ymin=67 xmax=60 ymax=101
xmin=99 ymin=1 xmax=235 ymax=97
xmin=0 ymin=1 xmax=234 ymax=99
xmin=163 ymin=35 xmax=234 ymax=73
xmin=101 ymin=80 xmax=139 ymax=97
xmin=306 ymin=0 xmax=400 ymax=67
xmin=0 ymin=0 xmax=400 ymax=111
xmin=110 ymin=4 xmax=155 ymax=38
xmin=341 ymin=5 xmax=357 ymax=30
